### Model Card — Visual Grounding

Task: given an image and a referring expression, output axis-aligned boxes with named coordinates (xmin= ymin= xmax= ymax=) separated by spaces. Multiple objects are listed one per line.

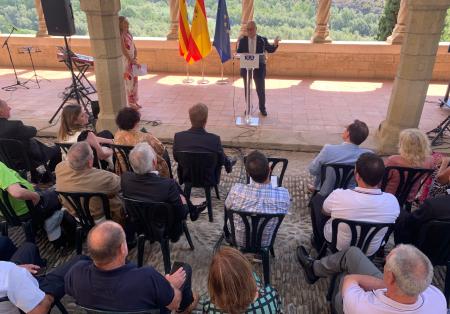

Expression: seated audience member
xmin=308 ymin=152 xmax=400 ymax=255
xmin=225 ymin=150 xmax=290 ymax=247
xmin=300 ymin=245 xmax=447 ymax=314
xmin=121 ymin=143 xmax=206 ymax=238
xmin=395 ymin=194 xmax=450 ymax=244
xmin=0 ymin=161 xmax=69 ymax=244
xmin=429 ymin=155 xmax=450 ymax=198
xmin=55 ymin=142 xmax=124 ymax=223
xmin=0 ymin=99 xmax=61 ymax=181
xmin=202 ymin=247 xmax=281 ymax=313
xmin=114 ymin=107 xmax=169 ymax=177
xmin=308 ymin=119 xmax=371 ymax=195
xmin=65 ymin=221 xmax=199 ymax=313
xmin=0 ymin=236 xmax=83 ymax=314
xmin=173 ymin=103 xmax=236 ymax=185
xmin=57 ymin=104 xmax=113 ymax=163
xmin=384 ymin=128 xmax=434 ymax=202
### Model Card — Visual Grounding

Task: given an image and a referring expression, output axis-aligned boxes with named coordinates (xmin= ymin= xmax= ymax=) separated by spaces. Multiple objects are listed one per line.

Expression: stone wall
xmin=1 ymin=35 xmax=449 ymax=80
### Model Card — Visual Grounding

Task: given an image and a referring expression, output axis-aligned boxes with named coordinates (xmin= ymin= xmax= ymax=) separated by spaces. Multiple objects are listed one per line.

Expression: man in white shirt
xmin=0 ymin=237 xmax=83 ymax=314
xmin=310 ymin=245 xmax=446 ymax=314
xmin=299 ymin=153 xmax=400 ymax=283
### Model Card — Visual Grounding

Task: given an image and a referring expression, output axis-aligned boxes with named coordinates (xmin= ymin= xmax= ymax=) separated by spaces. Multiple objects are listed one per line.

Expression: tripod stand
xmin=20 ymin=47 xmax=50 ymax=88
xmin=1 ymin=27 xmax=29 ymax=91
xmin=49 ymin=36 xmax=92 ymax=124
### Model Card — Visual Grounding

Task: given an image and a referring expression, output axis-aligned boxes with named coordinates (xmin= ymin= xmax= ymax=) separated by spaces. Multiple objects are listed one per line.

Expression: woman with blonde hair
xmin=57 ymin=104 xmax=113 ymax=163
xmin=384 ymin=128 xmax=434 ymax=202
xmin=202 ymin=247 xmax=281 ymax=314
xmin=119 ymin=16 xmax=141 ymax=110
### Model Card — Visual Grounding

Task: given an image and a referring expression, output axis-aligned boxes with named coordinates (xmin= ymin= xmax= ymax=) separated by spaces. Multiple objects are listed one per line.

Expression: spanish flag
xmin=186 ymin=0 xmax=211 ymax=63
xmin=178 ymin=0 xmax=191 ymax=62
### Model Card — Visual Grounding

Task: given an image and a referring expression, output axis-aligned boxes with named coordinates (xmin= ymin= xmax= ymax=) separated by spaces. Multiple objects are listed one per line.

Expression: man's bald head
xmin=246 ymin=21 xmax=257 ymax=38
xmin=87 ymin=221 xmax=126 ymax=266
xmin=0 ymin=99 xmax=11 ymax=119
xmin=67 ymin=141 xmax=93 ymax=170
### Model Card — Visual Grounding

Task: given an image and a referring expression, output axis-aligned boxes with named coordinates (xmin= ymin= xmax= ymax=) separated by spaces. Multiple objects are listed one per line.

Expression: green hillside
xmin=0 ymin=0 xmax=449 ymax=41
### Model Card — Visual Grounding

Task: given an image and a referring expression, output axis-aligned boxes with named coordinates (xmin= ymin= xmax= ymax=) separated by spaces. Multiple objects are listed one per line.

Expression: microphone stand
xmin=1 ymin=27 xmax=29 ymax=91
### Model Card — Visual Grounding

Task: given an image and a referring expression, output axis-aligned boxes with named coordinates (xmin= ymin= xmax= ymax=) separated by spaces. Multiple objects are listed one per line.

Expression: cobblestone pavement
xmin=7 ymin=145 xmax=447 ymax=314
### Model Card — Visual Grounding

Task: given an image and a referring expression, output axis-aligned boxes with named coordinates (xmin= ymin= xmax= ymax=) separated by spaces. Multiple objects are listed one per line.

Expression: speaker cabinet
xmin=41 ymin=0 xmax=76 ymax=36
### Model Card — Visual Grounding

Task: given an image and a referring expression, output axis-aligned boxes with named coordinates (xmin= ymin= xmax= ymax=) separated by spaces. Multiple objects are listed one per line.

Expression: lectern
xmin=236 ymin=53 xmax=264 ymax=127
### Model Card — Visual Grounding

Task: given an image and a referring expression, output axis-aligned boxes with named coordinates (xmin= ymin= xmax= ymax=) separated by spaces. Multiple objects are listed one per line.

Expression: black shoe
xmin=296 ymin=245 xmax=319 ymax=284
xmin=190 ymin=202 xmax=207 ymax=221
xmin=260 ymin=109 xmax=268 ymax=116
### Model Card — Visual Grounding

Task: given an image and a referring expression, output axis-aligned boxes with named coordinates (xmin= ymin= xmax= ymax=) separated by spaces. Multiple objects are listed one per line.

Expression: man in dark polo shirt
xmin=65 ymin=221 xmax=198 ymax=313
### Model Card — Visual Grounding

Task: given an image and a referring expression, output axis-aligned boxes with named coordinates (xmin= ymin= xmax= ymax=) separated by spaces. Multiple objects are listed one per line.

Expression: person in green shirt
xmin=0 ymin=162 xmax=69 ymax=243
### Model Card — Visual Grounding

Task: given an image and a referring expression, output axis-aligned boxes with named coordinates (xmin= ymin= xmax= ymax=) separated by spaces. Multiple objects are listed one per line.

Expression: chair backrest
xmin=55 ymin=142 xmax=105 ymax=170
xmin=173 ymin=151 xmax=218 ymax=186
xmin=381 ymin=166 xmax=433 ymax=208
xmin=415 ymin=220 xmax=450 ymax=266
xmin=79 ymin=305 xmax=159 ymax=314
xmin=0 ymin=138 xmax=33 ymax=179
xmin=320 ymin=163 xmax=355 ymax=191
xmin=110 ymin=144 xmax=134 ymax=175
xmin=243 ymin=156 xmax=288 ymax=187
xmin=329 ymin=218 xmax=395 ymax=257
xmin=56 ymin=191 xmax=110 ymax=233
xmin=123 ymin=198 xmax=174 ymax=242
xmin=227 ymin=208 xmax=285 ymax=252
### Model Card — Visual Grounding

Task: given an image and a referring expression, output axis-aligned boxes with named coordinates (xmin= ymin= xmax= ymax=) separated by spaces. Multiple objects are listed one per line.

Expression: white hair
xmin=67 ymin=141 xmax=94 ymax=171
xmin=385 ymin=244 xmax=433 ymax=297
xmin=129 ymin=142 xmax=156 ymax=174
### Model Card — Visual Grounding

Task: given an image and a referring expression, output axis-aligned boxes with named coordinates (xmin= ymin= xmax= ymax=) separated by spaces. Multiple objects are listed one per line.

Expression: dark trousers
xmin=310 ymin=194 xmax=329 ymax=249
xmin=171 ymin=262 xmax=194 ymax=312
xmin=29 ymin=139 xmax=62 ymax=172
xmin=241 ymin=65 xmax=267 ymax=112
xmin=0 ymin=236 xmax=45 ymax=266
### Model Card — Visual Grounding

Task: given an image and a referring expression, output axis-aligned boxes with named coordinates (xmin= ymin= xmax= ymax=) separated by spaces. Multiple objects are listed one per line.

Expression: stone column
xmin=34 ymin=0 xmax=48 ymax=37
xmin=80 ymin=0 xmax=126 ymax=132
xmin=167 ymin=0 xmax=179 ymax=40
xmin=377 ymin=0 xmax=450 ymax=154
xmin=387 ymin=0 xmax=408 ymax=44
xmin=311 ymin=0 xmax=332 ymax=43
xmin=240 ymin=0 xmax=254 ymax=36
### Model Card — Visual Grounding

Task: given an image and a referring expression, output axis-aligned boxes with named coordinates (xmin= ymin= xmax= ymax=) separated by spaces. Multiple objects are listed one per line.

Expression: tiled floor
xmin=0 ymin=67 xmax=449 ymax=149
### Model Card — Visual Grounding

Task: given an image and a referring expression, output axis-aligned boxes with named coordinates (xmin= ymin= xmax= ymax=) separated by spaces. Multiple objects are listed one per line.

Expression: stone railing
xmin=0 ymin=35 xmax=449 ymax=81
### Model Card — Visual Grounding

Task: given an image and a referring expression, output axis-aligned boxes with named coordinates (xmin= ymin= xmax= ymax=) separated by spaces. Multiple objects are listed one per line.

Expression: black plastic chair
xmin=415 ymin=220 xmax=450 ymax=307
xmin=110 ymin=144 xmax=134 ymax=175
xmin=78 ymin=305 xmax=159 ymax=314
xmin=322 ymin=218 xmax=395 ymax=302
xmin=123 ymin=197 xmax=194 ymax=274
xmin=56 ymin=191 xmax=111 ymax=254
xmin=244 ymin=156 xmax=288 ymax=187
xmin=309 ymin=163 xmax=355 ymax=250
xmin=0 ymin=138 xmax=41 ymax=183
xmin=0 ymin=187 xmax=36 ymax=243
xmin=217 ymin=208 xmax=285 ymax=286
xmin=173 ymin=151 xmax=220 ymax=222
xmin=56 ymin=142 xmax=106 ymax=170
xmin=0 ymin=296 xmax=68 ymax=314
xmin=381 ymin=166 xmax=433 ymax=211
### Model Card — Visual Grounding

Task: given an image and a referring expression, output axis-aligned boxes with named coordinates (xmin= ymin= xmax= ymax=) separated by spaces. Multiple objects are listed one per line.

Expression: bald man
xmin=237 ymin=21 xmax=280 ymax=117
xmin=65 ymin=221 xmax=198 ymax=313
xmin=0 ymin=99 xmax=61 ymax=182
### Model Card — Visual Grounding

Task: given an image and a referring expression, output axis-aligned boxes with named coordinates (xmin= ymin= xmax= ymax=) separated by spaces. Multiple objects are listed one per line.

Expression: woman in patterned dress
xmin=119 ymin=16 xmax=141 ymax=110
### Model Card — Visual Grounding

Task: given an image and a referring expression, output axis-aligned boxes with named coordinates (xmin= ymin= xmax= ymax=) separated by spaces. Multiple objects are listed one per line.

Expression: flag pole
xmin=216 ymin=62 xmax=228 ymax=85
xmin=198 ymin=59 xmax=209 ymax=84
xmin=182 ymin=63 xmax=194 ymax=84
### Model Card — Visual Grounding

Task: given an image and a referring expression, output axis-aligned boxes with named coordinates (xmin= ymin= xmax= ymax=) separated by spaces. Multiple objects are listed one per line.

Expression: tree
xmin=376 ymin=0 xmax=400 ymax=40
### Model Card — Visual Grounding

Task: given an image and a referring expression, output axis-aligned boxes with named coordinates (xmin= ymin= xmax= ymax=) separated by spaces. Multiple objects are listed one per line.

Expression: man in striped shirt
xmin=225 ymin=151 xmax=290 ymax=247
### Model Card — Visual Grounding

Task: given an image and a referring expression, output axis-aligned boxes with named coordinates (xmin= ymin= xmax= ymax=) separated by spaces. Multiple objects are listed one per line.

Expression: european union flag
xmin=213 ymin=0 xmax=231 ymax=63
